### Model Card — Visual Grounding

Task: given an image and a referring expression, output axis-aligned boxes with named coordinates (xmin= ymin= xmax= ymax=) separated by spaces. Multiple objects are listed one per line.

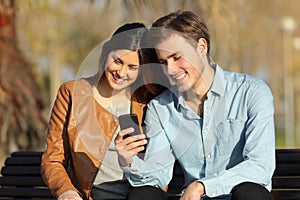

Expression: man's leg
xmin=231 ymin=182 xmax=274 ymax=200
xmin=127 ymin=186 xmax=169 ymax=200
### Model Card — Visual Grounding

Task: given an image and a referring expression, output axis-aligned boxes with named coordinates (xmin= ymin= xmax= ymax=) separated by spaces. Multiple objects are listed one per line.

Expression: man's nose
xmin=165 ymin=60 xmax=178 ymax=75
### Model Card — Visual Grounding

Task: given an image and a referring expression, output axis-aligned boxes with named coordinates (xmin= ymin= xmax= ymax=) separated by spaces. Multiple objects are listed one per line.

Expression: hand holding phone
xmin=119 ymin=114 xmax=141 ymax=138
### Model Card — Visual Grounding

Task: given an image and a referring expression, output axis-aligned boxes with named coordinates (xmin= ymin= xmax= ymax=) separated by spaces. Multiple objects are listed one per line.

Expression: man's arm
xmin=115 ymin=101 xmax=176 ymax=190
xmin=200 ymin=80 xmax=276 ymax=197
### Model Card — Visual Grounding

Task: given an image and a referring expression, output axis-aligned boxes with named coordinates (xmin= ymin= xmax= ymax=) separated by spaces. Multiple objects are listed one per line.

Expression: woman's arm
xmin=41 ymin=83 xmax=80 ymax=198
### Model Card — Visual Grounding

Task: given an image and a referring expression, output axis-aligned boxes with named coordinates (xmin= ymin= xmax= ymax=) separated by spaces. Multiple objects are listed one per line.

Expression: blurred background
xmin=1 ymin=0 xmax=300 ymax=165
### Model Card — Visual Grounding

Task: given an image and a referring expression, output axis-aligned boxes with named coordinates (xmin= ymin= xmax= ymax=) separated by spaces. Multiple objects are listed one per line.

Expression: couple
xmin=41 ymin=10 xmax=275 ymax=200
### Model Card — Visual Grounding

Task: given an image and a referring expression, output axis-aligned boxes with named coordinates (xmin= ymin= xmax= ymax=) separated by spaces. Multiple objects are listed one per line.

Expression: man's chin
xmin=176 ymin=83 xmax=191 ymax=93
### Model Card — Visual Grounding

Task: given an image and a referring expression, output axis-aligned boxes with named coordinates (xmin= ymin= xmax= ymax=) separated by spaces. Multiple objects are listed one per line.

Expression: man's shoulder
xmin=149 ymin=87 xmax=178 ymax=106
xmin=223 ymin=70 xmax=264 ymax=86
xmin=222 ymin=69 xmax=272 ymax=98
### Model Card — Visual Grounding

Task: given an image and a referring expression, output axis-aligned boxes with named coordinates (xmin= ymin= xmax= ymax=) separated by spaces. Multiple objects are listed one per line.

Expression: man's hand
xmin=115 ymin=127 xmax=147 ymax=167
xmin=180 ymin=181 xmax=205 ymax=200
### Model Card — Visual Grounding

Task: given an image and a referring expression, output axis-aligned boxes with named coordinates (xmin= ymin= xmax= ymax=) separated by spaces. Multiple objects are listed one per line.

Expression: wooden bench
xmin=0 ymin=149 xmax=299 ymax=199
xmin=0 ymin=151 xmax=54 ymax=199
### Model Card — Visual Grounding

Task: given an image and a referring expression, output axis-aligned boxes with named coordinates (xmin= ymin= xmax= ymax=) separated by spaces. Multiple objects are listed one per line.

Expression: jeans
xmin=128 ymin=182 xmax=274 ymax=200
xmin=167 ymin=194 xmax=231 ymax=200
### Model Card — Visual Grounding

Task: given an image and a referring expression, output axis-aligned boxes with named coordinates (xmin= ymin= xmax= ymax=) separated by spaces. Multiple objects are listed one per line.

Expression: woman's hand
xmin=115 ymin=127 xmax=147 ymax=167
xmin=58 ymin=191 xmax=82 ymax=200
xmin=180 ymin=181 xmax=205 ymax=200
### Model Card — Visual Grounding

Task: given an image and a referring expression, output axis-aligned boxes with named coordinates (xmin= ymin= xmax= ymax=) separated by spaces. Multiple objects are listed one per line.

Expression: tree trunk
xmin=0 ymin=0 xmax=48 ymax=160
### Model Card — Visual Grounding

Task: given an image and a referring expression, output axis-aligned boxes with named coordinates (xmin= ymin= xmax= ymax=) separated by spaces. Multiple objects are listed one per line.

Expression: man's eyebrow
xmin=158 ymin=52 xmax=180 ymax=62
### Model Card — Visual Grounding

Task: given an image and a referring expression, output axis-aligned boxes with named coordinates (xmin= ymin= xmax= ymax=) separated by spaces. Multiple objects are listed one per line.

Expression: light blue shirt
xmin=124 ymin=65 xmax=275 ymax=198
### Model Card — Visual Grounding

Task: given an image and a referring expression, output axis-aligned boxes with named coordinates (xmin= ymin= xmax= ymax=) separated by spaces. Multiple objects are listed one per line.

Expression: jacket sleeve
xmin=41 ymin=83 xmax=81 ymax=198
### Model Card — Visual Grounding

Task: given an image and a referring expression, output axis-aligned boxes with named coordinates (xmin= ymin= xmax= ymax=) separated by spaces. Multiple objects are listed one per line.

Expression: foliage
xmin=1 ymin=0 xmax=299 ymax=160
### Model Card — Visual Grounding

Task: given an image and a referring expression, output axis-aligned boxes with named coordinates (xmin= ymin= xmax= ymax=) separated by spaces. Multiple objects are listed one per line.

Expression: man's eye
xmin=174 ymin=55 xmax=181 ymax=61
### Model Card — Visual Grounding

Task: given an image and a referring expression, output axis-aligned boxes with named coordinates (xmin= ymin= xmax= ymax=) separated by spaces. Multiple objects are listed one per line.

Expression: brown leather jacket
xmin=41 ymin=77 xmax=147 ymax=199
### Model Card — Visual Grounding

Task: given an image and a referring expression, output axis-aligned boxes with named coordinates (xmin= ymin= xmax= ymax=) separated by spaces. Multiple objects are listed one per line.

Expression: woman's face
xmin=104 ymin=49 xmax=140 ymax=92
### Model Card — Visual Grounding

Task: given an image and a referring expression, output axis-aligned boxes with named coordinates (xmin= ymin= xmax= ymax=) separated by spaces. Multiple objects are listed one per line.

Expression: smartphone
xmin=119 ymin=114 xmax=141 ymax=138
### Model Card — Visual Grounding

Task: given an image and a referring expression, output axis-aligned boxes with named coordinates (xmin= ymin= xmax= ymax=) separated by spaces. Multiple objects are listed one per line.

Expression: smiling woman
xmin=100 ymin=50 xmax=140 ymax=95
xmin=40 ymin=22 xmax=169 ymax=200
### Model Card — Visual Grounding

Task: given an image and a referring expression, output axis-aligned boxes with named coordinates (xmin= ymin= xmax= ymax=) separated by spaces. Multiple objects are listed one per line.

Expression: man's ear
xmin=197 ymin=38 xmax=207 ymax=53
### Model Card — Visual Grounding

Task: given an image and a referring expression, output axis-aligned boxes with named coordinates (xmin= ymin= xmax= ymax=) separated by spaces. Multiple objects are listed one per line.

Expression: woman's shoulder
xmin=58 ymin=76 xmax=97 ymax=95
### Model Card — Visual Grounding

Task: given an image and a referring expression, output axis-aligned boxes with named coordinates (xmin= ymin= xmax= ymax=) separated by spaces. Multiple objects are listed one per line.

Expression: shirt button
xmin=207 ymin=154 xmax=211 ymax=158
xmin=212 ymin=192 xmax=216 ymax=196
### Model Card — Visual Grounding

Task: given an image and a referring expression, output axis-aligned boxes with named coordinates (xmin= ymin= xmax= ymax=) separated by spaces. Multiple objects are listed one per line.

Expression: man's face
xmin=155 ymin=34 xmax=206 ymax=92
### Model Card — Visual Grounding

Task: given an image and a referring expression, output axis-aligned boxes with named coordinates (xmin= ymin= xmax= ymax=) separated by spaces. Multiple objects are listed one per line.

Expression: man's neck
xmin=183 ymin=64 xmax=215 ymax=116
xmin=186 ymin=64 xmax=215 ymax=101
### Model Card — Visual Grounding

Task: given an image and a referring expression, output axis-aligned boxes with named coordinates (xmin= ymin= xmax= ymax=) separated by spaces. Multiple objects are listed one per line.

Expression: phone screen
xmin=119 ymin=114 xmax=141 ymax=137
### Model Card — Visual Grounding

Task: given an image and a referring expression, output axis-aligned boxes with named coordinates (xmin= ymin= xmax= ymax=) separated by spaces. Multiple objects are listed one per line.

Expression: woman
xmin=41 ymin=22 xmax=168 ymax=200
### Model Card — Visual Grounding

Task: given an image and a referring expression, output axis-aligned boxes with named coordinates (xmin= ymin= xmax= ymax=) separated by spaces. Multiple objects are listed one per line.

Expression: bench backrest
xmin=271 ymin=149 xmax=300 ymax=200
xmin=0 ymin=151 xmax=54 ymax=199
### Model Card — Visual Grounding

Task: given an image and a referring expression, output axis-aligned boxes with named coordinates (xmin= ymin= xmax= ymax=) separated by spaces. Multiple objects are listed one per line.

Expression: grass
xmin=275 ymin=131 xmax=300 ymax=148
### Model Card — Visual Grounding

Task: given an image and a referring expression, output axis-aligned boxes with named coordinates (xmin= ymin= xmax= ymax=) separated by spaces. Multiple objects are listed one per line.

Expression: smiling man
xmin=115 ymin=10 xmax=275 ymax=200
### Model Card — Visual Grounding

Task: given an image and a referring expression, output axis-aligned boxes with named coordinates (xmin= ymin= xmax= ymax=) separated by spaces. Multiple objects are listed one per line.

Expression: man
xmin=115 ymin=10 xmax=275 ymax=200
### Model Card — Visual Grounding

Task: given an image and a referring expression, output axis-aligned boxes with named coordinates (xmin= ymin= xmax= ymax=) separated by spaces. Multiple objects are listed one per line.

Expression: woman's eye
xmin=159 ymin=60 xmax=167 ymax=65
xmin=129 ymin=65 xmax=139 ymax=71
xmin=113 ymin=58 xmax=122 ymax=65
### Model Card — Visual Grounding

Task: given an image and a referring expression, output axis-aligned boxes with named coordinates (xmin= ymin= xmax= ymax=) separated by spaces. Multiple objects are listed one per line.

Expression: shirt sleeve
xmin=123 ymin=101 xmax=176 ymax=190
xmin=201 ymin=80 xmax=276 ymax=197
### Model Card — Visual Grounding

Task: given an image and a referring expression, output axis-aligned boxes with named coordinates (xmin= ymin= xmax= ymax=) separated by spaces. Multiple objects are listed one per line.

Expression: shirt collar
xmin=209 ymin=65 xmax=225 ymax=97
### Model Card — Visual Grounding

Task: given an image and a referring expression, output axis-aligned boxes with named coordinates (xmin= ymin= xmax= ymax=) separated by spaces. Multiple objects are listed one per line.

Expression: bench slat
xmin=272 ymin=190 xmax=300 ymax=200
xmin=276 ymin=149 xmax=300 ymax=154
xmin=1 ymin=166 xmax=41 ymax=176
xmin=4 ymin=156 xmax=41 ymax=166
xmin=0 ymin=176 xmax=46 ymax=186
xmin=273 ymin=164 xmax=300 ymax=176
xmin=276 ymin=153 xmax=300 ymax=164
xmin=0 ymin=187 xmax=53 ymax=198
xmin=272 ymin=177 xmax=300 ymax=189
xmin=11 ymin=151 xmax=43 ymax=157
